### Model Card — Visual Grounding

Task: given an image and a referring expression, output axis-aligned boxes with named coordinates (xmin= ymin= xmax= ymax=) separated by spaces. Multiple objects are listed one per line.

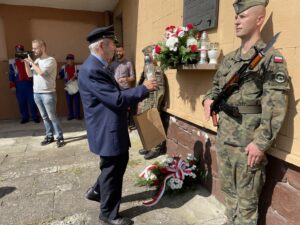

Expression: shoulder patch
xmin=274 ymin=72 xmax=286 ymax=83
xmin=274 ymin=56 xmax=283 ymax=63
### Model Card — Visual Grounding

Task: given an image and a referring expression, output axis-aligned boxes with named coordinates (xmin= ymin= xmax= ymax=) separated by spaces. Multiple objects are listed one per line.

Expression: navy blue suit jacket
xmin=78 ymin=55 xmax=149 ymax=156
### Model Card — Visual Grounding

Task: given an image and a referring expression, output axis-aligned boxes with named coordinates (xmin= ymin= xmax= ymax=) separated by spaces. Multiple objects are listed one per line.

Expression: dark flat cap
xmin=233 ymin=0 xmax=269 ymax=14
xmin=86 ymin=25 xmax=116 ymax=44
xmin=66 ymin=53 xmax=75 ymax=60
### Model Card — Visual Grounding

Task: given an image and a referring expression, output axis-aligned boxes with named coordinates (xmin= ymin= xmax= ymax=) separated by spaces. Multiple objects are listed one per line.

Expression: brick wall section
xmin=164 ymin=113 xmax=300 ymax=225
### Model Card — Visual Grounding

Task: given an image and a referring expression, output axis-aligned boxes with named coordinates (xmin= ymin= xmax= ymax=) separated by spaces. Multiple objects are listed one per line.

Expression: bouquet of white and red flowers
xmin=153 ymin=24 xmax=201 ymax=71
xmin=136 ymin=154 xmax=203 ymax=206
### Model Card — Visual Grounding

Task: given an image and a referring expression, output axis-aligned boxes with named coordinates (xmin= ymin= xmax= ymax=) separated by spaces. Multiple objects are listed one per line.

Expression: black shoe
xmin=33 ymin=118 xmax=40 ymax=123
xmin=85 ymin=187 xmax=100 ymax=202
xmin=144 ymin=150 xmax=163 ymax=160
xmin=138 ymin=149 xmax=149 ymax=155
xmin=67 ymin=116 xmax=74 ymax=120
xmin=20 ymin=119 xmax=29 ymax=124
xmin=56 ymin=138 xmax=65 ymax=148
xmin=41 ymin=136 xmax=54 ymax=146
xmin=99 ymin=216 xmax=133 ymax=225
xmin=75 ymin=116 xmax=82 ymax=120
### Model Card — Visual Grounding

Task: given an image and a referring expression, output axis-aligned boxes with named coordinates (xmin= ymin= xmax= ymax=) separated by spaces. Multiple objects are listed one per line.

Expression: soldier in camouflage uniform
xmin=203 ymin=1 xmax=290 ymax=224
xmin=138 ymin=45 xmax=166 ymax=160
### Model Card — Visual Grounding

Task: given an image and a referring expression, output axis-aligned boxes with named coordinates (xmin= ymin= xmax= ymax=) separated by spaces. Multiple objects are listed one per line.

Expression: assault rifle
xmin=210 ymin=33 xmax=281 ymax=126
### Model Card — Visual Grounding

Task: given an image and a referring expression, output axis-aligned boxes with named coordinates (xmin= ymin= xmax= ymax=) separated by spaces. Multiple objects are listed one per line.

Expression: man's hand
xmin=203 ymin=99 xmax=214 ymax=121
xmin=143 ymin=79 xmax=157 ymax=91
xmin=245 ymin=142 xmax=264 ymax=167
xmin=117 ymin=77 xmax=128 ymax=85
xmin=23 ymin=55 xmax=34 ymax=65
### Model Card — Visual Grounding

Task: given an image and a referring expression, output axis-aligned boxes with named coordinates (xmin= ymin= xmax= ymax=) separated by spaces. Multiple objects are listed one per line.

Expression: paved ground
xmin=0 ymin=119 xmax=226 ymax=225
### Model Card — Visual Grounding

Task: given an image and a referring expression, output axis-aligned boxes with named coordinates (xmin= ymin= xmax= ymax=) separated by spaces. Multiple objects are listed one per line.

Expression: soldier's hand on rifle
xmin=143 ymin=79 xmax=157 ymax=92
xmin=245 ymin=142 xmax=264 ymax=167
xmin=203 ymin=99 xmax=214 ymax=121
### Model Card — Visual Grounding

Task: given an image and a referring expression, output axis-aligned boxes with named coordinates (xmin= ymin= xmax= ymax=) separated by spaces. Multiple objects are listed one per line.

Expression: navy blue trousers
xmin=94 ymin=152 xmax=129 ymax=220
xmin=65 ymin=92 xmax=80 ymax=118
xmin=15 ymin=81 xmax=38 ymax=120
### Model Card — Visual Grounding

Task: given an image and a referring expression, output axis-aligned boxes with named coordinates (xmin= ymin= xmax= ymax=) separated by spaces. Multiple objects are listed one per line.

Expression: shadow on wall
xmin=176 ymin=69 xmax=216 ymax=112
xmin=262 ymin=12 xmax=298 ymax=154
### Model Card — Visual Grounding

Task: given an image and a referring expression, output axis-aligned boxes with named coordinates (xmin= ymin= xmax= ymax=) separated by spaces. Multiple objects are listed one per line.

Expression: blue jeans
xmin=34 ymin=92 xmax=63 ymax=139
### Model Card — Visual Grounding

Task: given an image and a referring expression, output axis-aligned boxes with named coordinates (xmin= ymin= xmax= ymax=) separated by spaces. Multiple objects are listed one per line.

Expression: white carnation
xmin=186 ymin=37 xmax=198 ymax=47
xmin=149 ymin=174 xmax=157 ymax=180
xmin=166 ymin=36 xmax=179 ymax=52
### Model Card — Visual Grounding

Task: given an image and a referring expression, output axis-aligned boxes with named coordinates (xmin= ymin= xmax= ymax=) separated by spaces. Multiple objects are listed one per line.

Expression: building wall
xmin=165 ymin=114 xmax=300 ymax=225
xmin=117 ymin=0 xmax=300 ymax=224
xmin=119 ymin=0 xmax=300 ymax=166
xmin=113 ymin=0 xmax=139 ymax=73
xmin=0 ymin=4 xmax=109 ymax=119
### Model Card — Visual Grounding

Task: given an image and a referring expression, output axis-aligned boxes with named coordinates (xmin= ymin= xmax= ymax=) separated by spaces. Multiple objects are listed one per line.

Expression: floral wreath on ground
xmin=153 ymin=24 xmax=201 ymax=71
xmin=136 ymin=153 xmax=204 ymax=206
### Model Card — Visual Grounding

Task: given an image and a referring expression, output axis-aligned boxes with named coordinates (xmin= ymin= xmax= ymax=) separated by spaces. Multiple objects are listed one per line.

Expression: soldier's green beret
xmin=142 ymin=45 xmax=155 ymax=56
xmin=233 ymin=0 xmax=269 ymax=14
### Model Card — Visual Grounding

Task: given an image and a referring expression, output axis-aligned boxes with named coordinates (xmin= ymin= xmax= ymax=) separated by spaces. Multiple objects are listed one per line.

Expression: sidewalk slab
xmin=0 ymin=119 xmax=225 ymax=225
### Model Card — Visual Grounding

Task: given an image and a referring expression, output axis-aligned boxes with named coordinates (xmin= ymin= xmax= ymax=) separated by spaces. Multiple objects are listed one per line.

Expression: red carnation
xmin=189 ymin=160 xmax=196 ymax=165
xmin=155 ymin=45 xmax=161 ymax=54
xmin=190 ymin=44 xmax=198 ymax=53
xmin=196 ymin=32 xmax=202 ymax=39
xmin=166 ymin=25 xmax=176 ymax=31
xmin=160 ymin=168 xmax=168 ymax=174
xmin=186 ymin=23 xmax=193 ymax=30
xmin=153 ymin=180 xmax=160 ymax=186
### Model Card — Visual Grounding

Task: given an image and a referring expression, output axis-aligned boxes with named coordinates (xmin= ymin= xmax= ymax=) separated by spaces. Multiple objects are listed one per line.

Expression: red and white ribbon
xmin=140 ymin=158 xmax=193 ymax=206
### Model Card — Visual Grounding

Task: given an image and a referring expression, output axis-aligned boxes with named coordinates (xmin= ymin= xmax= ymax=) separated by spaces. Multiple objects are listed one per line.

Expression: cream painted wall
xmin=0 ymin=17 xmax=7 ymax=60
xmin=113 ymin=0 xmax=139 ymax=71
xmin=119 ymin=0 xmax=300 ymax=166
xmin=30 ymin=19 xmax=96 ymax=62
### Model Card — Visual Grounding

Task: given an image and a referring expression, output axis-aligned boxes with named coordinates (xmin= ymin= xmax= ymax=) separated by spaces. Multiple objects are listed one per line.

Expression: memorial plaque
xmin=183 ymin=0 xmax=219 ymax=31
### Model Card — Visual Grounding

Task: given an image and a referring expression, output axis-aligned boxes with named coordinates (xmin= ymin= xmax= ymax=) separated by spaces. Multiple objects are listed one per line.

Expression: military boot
xmin=139 ymin=149 xmax=149 ymax=155
xmin=144 ymin=149 xmax=163 ymax=160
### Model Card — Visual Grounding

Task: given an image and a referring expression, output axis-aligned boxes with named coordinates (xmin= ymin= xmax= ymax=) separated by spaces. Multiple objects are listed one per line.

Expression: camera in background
xmin=15 ymin=50 xmax=34 ymax=60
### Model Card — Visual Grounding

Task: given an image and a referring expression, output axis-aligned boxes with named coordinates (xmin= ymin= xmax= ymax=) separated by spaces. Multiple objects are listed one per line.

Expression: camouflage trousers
xmin=216 ymin=141 xmax=267 ymax=225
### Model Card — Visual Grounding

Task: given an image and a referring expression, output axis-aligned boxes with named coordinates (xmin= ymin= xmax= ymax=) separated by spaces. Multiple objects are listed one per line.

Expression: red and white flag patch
xmin=274 ymin=56 xmax=283 ymax=63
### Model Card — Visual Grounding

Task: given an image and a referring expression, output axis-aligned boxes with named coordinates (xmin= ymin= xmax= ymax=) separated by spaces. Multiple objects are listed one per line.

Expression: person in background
xmin=59 ymin=53 xmax=81 ymax=120
xmin=78 ymin=25 xmax=157 ymax=225
xmin=203 ymin=0 xmax=290 ymax=224
xmin=111 ymin=46 xmax=136 ymax=130
xmin=24 ymin=40 xmax=65 ymax=148
xmin=138 ymin=45 xmax=166 ymax=160
xmin=9 ymin=44 xmax=39 ymax=124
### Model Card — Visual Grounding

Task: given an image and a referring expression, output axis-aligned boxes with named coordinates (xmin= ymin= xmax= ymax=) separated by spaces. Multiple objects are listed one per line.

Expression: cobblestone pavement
xmin=0 ymin=119 xmax=226 ymax=225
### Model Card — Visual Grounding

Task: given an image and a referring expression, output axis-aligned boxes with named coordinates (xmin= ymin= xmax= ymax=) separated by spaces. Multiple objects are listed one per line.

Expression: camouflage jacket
xmin=139 ymin=66 xmax=165 ymax=113
xmin=204 ymin=40 xmax=290 ymax=151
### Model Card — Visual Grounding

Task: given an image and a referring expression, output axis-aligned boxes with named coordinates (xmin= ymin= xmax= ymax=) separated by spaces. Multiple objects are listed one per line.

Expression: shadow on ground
xmin=0 ymin=186 xmax=16 ymax=199
xmin=121 ymin=185 xmax=210 ymax=218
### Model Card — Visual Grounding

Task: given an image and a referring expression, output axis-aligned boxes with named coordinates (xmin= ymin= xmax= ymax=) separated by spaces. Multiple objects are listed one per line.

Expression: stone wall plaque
xmin=183 ymin=0 xmax=219 ymax=31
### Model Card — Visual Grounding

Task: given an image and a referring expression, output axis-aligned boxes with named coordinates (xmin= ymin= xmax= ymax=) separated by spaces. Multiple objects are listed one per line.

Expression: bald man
xmin=203 ymin=1 xmax=290 ymax=224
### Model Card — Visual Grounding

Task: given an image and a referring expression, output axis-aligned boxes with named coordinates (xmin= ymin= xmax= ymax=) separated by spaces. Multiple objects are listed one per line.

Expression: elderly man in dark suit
xmin=78 ymin=25 xmax=157 ymax=225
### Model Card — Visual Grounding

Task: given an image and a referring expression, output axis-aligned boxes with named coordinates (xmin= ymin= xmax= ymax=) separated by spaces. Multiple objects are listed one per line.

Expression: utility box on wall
xmin=183 ymin=0 xmax=219 ymax=31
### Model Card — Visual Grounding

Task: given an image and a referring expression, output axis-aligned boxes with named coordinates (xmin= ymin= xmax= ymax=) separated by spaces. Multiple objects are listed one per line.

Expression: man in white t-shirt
xmin=24 ymin=40 xmax=65 ymax=148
